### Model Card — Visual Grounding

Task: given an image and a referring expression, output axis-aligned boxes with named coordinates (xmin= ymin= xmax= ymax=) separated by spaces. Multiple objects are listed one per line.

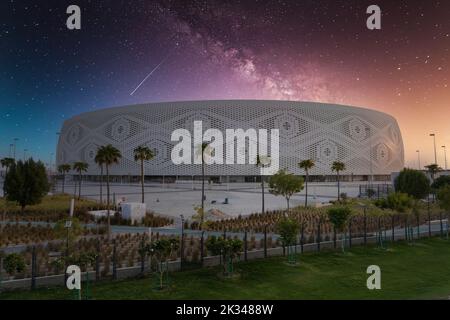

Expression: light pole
xmin=430 ymin=133 xmax=437 ymax=165
xmin=442 ymin=146 xmax=448 ymax=171
xmin=8 ymin=144 xmax=13 ymax=158
xmin=13 ymin=138 xmax=19 ymax=160
xmin=416 ymin=150 xmax=421 ymax=170
xmin=23 ymin=149 xmax=28 ymax=160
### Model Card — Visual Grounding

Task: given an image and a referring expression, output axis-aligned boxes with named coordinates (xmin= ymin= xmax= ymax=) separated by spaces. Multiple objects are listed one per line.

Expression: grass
xmin=2 ymin=237 xmax=450 ymax=300
xmin=0 ymin=194 xmax=101 ymax=214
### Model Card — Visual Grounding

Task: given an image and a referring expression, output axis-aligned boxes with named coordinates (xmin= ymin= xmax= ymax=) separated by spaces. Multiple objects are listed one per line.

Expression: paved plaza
xmin=49 ymin=180 xmax=386 ymax=219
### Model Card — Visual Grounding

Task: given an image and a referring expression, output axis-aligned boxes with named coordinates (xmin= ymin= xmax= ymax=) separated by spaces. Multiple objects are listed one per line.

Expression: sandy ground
xmin=47 ymin=180 xmax=383 ymax=219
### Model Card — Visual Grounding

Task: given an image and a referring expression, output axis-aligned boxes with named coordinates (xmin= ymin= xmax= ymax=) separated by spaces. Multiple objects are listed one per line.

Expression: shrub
xmin=4 ymin=253 xmax=26 ymax=276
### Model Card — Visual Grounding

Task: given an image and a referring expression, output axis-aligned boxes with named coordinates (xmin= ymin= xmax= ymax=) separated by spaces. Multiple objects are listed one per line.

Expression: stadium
xmin=56 ymin=100 xmax=404 ymax=182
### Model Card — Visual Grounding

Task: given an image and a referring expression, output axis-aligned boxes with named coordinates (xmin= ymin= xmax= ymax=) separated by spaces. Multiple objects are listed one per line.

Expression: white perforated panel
xmin=56 ymin=100 xmax=405 ymax=176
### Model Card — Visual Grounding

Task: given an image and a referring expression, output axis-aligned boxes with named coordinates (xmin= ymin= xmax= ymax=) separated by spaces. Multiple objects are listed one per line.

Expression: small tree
xmin=3 ymin=253 xmax=26 ymax=278
xmin=378 ymin=192 xmax=414 ymax=243
xmin=4 ymin=159 xmax=50 ymax=213
xmin=395 ymin=168 xmax=430 ymax=200
xmin=147 ymin=238 xmax=179 ymax=289
xmin=277 ymin=218 xmax=300 ymax=263
xmin=54 ymin=217 xmax=83 ymax=247
xmin=269 ymin=169 xmax=304 ymax=213
xmin=431 ymin=175 xmax=450 ymax=191
xmin=331 ymin=161 xmax=346 ymax=201
xmin=57 ymin=164 xmax=71 ymax=194
xmin=327 ymin=206 xmax=352 ymax=252
xmin=298 ymin=159 xmax=315 ymax=207
xmin=206 ymin=236 xmax=243 ymax=275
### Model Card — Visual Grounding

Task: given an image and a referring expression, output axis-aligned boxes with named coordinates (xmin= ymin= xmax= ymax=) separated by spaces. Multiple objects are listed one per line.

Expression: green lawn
xmin=2 ymin=238 xmax=450 ymax=300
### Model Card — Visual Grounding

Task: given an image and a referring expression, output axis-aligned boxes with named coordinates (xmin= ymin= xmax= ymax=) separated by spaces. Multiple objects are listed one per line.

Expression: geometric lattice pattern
xmin=56 ymin=100 xmax=405 ymax=176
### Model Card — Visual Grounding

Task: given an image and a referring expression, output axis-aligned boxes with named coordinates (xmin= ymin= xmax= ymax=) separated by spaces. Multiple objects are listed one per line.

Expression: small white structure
xmin=121 ymin=202 xmax=146 ymax=224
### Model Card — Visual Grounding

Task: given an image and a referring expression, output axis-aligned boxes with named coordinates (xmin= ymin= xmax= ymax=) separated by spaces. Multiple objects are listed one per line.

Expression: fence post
xmin=300 ymin=224 xmax=304 ymax=254
xmin=428 ymin=195 xmax=432 ymax=238
xmin=364 ymin=209 xmax=367 ymax=246
xmin=95 ymin=239 xmax=100 ymax=281
xmin=416 ymin=215 xmax=420 ymax=240
xmin=317 ymin=220 xmax=321 ymax=252
xmin=348 ymin=218 xmax=352 ymax=248
xmin=263 ymin=225 xmax=267 ymax=258
xmin=244 ymin=230 xmax=248 ymax=262
xmin=31 ymin=246 xmax=37 ymax=290
xmin=404 ymin=216 xmax=408 ymax=241
xmin=333 ymin=227 xmax=337 ymax=249
xmin=391 ymin=215 xmax=395 ymax=242
xmin=200 ymin=231 xmax=205 ymax=266
xmin=112 ymin=240 xmax=117 ymax=280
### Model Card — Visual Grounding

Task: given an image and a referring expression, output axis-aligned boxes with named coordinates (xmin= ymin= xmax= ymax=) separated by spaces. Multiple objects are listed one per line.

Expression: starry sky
xmin=1 ymin=0 xmax=449 ymax=168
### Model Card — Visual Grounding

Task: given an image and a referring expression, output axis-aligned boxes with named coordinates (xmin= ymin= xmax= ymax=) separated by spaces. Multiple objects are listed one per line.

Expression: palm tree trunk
xmin=141 ymin=159 xmax=144 ymax=204
xmin=337 ymin=171 xmax=340 ymax=201
xmin=305 ymin=170 xmax=308 ymax=207
xmin=286 ymin=197 xmax=290 ymax=215
xmin=99 ymin=166 xmax=103 ymax=204
xmin=106 ymin=165 xmax=111 ymax=240
xmin=62 ymin=173 xmax=65 ymax=194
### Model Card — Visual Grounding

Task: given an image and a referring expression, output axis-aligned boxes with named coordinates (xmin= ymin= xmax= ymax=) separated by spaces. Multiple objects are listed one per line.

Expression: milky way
xmin=0 ymin=0 xmax=448 ymax=167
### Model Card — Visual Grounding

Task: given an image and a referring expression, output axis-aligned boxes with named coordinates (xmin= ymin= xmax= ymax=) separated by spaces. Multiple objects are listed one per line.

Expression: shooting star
xmin=130 ymin=55 xmax=170 ymax=96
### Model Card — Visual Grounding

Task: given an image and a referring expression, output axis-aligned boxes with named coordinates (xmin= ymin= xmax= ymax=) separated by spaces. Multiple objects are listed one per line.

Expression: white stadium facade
xmin=56 ymin=100 xmax=404 ymax=182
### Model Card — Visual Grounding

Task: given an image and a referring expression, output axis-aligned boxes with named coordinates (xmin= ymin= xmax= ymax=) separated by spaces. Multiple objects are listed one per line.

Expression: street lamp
xmin=9 ymin=144 xmax=13 ymax=158
xmin=416 ymin=150 xmax=421 ymax=170
xmin=442 ymin=146 xmax=448 ymax=171
xmin=180 ymin=214 xmax=185 ymax=270
xmin=13 ymin=138 xmax=19 ymax=160
xmin=430 ymin=133 xmax=437 ymax=165
xmin=23 ymin=149 xmax=28 ymax=160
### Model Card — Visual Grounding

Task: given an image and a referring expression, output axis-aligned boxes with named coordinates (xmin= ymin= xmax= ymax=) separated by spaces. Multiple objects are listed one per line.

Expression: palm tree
xmin=94 ymin=149 xmax=105 ymax=204
xmin=425 ymin=163 xmax=441 ymax=182
xmin=298 ymin=159 xmax=315 ymax=207
xmin=72 ymin=162 xmax=89 ymax=200
xmin=331 ymin=161 xmax=346 ymax=201
xmin=133 ymin=146 xmax=154 ymax=203
xmin=57 ymin=164 xmax=71 ymax=194
xmin=97 ymin=144 xmax=122 ymax=239
xmin=256 ymin=155 xmax=271 ymax=214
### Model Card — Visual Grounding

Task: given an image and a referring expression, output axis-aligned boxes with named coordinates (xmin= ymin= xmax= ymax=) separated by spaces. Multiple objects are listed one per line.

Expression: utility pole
xmin=13 ymin=138 xmax=19 ymax=160
xmin=430 ymin=133 xmax=437 ymax=165
xmin=416 ymin=150 xmax=421 ymax=170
